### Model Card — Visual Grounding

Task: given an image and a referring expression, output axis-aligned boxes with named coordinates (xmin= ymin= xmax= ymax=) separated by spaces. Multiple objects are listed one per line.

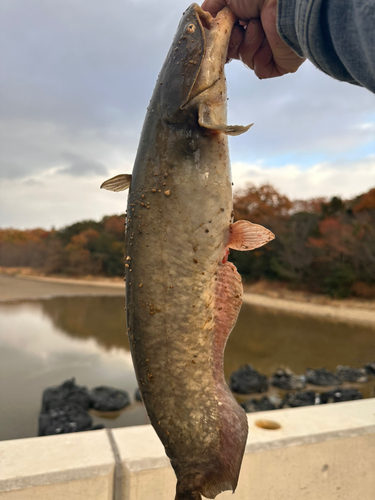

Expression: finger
xmin=227 ymin=24 xmax=245 ymax=61
xmin=267 ymin=38 xmax=306 ymax=75
xmin=238 ymin=18 xmax=266 ymax=70
xmin=253 ymin=40 xmax=286 ymax=79
xmin=201 ymin=0 xmax=228 ymax=16
xmin=254 ymin=34 xmax=306 ymax=77
xmin=259 ymin=0 xmax=306 ymax=76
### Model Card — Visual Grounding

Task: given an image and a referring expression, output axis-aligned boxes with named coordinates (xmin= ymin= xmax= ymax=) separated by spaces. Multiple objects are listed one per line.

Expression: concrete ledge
xmin=0 ymin=400 xmax=374 ymax=499
xmin=0 ymin=429 xmax=114 ymax=499
xmin=112 ymin=399 xmax=375 ymax=500
xmin=245 ymin=397 xmax=375 ymax=452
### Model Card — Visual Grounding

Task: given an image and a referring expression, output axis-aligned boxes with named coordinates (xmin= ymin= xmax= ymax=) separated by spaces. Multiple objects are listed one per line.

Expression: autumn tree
xmin=233 ymin=184 xmax=292 ymax=224
xmin=1 ymin=186 xmax=375 ymax=298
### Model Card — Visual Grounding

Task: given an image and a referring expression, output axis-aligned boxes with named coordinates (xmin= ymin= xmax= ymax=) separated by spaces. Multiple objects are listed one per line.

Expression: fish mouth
xmin=193 ymin=3 xmax=212 ymax=30
xmin=183 ymin=5 xmax=236 ymax=106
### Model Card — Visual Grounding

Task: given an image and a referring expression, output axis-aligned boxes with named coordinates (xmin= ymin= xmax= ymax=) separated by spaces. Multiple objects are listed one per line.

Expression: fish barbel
xmin=101 ymin=4 xmax=274 ymax=499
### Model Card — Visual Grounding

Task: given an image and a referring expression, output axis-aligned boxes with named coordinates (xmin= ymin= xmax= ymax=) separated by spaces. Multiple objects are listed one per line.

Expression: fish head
xmin=158 ymin=3 xmax=235 ymax=122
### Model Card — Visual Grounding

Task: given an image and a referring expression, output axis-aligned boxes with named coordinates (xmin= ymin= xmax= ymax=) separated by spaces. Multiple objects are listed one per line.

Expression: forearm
xmin=277 ymin=0 xmax=375 ymax=92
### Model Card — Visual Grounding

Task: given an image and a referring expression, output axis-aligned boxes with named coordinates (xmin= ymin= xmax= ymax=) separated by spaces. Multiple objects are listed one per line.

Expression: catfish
xmin=101 ymin=4 xmax=274 ymax=499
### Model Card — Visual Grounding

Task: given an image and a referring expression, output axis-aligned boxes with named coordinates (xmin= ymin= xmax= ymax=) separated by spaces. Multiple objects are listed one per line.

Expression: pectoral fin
xmin=228 ymin=220 xmax=275 ymax=250
xmin=100 ymin=174 xmax=132 ymax=192
xmin=198 ymin=103 xmax=253 ymax=136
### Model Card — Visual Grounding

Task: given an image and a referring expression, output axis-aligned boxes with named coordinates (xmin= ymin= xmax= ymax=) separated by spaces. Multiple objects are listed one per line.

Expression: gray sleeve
xmin=277 ymin=0 xmax=375 ymax=93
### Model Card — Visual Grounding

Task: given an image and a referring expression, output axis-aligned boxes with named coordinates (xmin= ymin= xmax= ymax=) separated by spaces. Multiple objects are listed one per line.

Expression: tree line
xmin=1 ymin=185 xmax=374 ymax=298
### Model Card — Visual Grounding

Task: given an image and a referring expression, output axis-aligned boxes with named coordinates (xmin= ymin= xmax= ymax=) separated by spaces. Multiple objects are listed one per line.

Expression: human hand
xmin=201 ymin=0 xmax=305 ymax=78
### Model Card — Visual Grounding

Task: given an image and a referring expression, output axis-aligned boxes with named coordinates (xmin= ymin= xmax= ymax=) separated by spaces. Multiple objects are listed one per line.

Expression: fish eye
xmin=186 ymin=23 xmax=195 ymax=33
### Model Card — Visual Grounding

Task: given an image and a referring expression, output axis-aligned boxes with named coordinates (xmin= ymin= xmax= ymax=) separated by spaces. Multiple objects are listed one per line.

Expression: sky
xmin=1 ymin=0 xmax=374 ymax=229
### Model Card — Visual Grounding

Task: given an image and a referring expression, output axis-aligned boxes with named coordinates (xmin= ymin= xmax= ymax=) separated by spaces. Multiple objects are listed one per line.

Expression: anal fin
xmin=228 ymin=220 xmax=275 ymax=251
xmin=197 ymin=261 xmax=247 ymax=500
xmin=213 ymin=261 xmax=243 ymax=362
xmin=100 ymin=174 xmax=132 ymax=192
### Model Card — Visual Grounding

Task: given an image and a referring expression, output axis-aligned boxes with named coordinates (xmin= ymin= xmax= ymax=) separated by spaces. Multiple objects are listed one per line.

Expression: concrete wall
xmin=0 ymin=430 xmax=114 ymax=500
xmin=1 ymin=399 xmax=374 ymax=500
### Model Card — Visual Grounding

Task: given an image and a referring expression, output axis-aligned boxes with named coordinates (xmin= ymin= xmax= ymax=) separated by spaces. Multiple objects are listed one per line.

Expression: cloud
xmin=232 ymin=155 xmax=375 ymax=200
xmin=226 ymin=61 xmax=375 ymax=163
xmin=60 ymin=153 xmax=108 ymax=177
xmin=1 ymin=0 xmax=374 ymax=228
xmin=2 ymin=155 xmax=373 ymax=230
xmin=0 ymin=172 xmax=129 ymax=229
xmin=0 ymin=118 xmax=133 ymax=180
xmin=0 ymin=161 xmax=31 ymax=180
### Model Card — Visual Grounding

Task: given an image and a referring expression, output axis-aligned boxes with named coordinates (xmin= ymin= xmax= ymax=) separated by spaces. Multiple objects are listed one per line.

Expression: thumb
xmin=201 ymin=0 xmax=228 ymax=16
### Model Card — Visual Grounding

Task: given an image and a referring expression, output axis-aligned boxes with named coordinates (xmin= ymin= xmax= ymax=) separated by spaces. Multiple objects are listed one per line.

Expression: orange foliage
xmin=233 ymin=184 xmax=292 ymax=223
xmin=1 ymin=185 xmax=375 ymax=295
xmin=104 ymin=216 xmax=124 ymax=239
xmin=0 ymin=228 xmax=49 ymax=244
xmin=353 ymin=188 xmax=375 ymax=213
xmin=308 ymin=218 xmax=354 ymax=255
xmin=292 ymin=197 xmax=326 ymax=214
xmin=308 ymin=237 xmax=325 ymax=249
xmin=319 ymin=218 xmax=342 ymax=234
xmin=352 ymin=282 xmax=375 ymax=299
xmin=63 ymin=247 xmax=101 ymax=275
xmin=69 ymin=229 xmax=99 ymax=248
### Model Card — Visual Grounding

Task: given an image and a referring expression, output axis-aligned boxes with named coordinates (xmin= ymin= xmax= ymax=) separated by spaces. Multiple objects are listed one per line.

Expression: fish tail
xmin=175 ymin=483 xmax=201 ymax=500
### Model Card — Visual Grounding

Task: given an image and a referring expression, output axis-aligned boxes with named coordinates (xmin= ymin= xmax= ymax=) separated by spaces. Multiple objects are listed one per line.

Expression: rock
xmin=305 ymin=368 xmax=341 ymax=386
xmin=281 ymin=391 xmax=319 ymax=408
xmin=270 ymin=368 xmax=306 ymax=390
xmin=38 ymin=403 xmax=103 ymax=436
xmin=90 ymin=386 xmax=130 ymax=412
xmin=364 ymin=362 xmax=375 ymax=377
xmin=41 ymin=378 xmax=91 ymax=412
xmin=241 ymin=397 xmax=276 ymax=413
xmin=321 ymin=388 xmax=363 ymax=404
xmin=229 ymin=364 xmax=269 ymax=394
xmin=134 ymin=388 xmax=143 ymax=402
xmin=335 ymin=365 xmax=368 ymax=383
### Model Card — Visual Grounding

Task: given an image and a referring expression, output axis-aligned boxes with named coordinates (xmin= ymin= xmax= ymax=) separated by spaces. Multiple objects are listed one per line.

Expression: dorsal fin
xmin=100 ymin=174 xmax=132 ymax=192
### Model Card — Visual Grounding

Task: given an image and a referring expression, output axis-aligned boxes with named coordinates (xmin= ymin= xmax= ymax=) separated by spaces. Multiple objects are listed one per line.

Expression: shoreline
xmin=14 ymin=273 xmax=125 ymax=288
xmin=1 ymin=272 xmax=375 ymax=326
xmin=242 ymin=292 xmax=375 ymax=327
xmin=0 ymin=273 xmax=124 ymax=303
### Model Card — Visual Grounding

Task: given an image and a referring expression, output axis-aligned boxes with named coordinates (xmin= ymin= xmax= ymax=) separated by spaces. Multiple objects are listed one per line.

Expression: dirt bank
xmin=242 ymin=292 xmax=375 ymax=327
xmin=1 ymin=270 xmax=375 ymax=326
xmin=0 ymin=274 xmax=124 ymax=302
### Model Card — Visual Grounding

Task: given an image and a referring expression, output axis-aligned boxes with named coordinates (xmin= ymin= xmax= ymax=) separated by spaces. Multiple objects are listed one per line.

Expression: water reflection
xmin=227 ymin=303 xmax=375 ymax=376
xmin=39 ymin=296 xmax=129 ymax=351
xmin=0 ymin=298 xmax=146 ymax=441
xmin=0 ymin=297 xmax=374 ymax=441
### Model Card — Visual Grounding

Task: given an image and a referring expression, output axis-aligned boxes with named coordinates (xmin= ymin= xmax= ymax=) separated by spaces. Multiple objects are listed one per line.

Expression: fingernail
xmin=239 ymin=53 xmax=249 ymax=69
xmin=254 ymin=63 xmax=263 ymax=79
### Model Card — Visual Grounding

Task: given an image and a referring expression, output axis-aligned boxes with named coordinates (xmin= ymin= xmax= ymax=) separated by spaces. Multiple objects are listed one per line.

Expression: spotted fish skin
xmin=107 ymin=4 xmax=275 ymax=499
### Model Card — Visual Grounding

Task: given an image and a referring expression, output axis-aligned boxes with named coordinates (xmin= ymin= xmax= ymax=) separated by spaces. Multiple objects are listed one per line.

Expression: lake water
xmin=0 ymin=296 xmax=374 ymax=441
